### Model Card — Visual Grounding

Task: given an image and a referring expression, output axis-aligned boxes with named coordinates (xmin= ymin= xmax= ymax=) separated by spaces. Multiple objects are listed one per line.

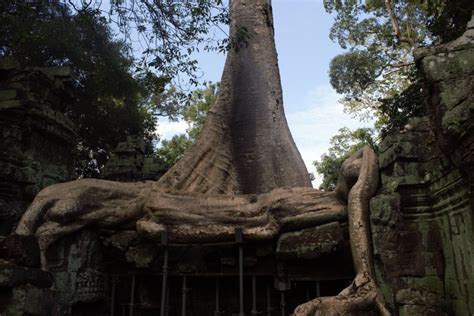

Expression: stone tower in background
xmin=0 ymin=58 xmax=76 ymax=235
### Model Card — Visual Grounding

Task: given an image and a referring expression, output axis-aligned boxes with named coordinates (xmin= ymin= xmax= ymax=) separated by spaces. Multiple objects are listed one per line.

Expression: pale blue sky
xmin=158 ymin=1 xmax=373 ymax=186
xmin=186 ymin=0 xmax=343 ymax=108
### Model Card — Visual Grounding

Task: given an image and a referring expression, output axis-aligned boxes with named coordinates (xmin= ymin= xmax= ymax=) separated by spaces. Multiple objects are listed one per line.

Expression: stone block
xmin=0 ymin=89 xmax=17 ymax=100
xmin=0 ymin=284 xmax=54 ymax=316
xmin=377 ymin=250 xmax=425 ymax=278
xmin=0 ymin=99 xmax=21 ymax=109
xmin=370 ymin=193 xmax=400 ymax=226
xmin=0 ymin=62 xmax=76 ymax=235
xmin=0 ymin=234 xmax=41 ymax=267
xmin=104 ymin=230 xmax=138 ymax=251
xmin=396 ymin=287 xmax=443 ymax=307
xmin=0 ymin=263 xmax=53 ymax=288
xmin=53 ymin=269 xmax=107 ymax=304
xmin=379 ymin=141 xmax=417 ymax=169
xmin=0 ymin=57 xmax=20 ymax=70
xmin=399 ymin=304 xmax=447 ymax=316
xmin=421 ymin=48 xmax=474 ymax=82
xmin=126 ymin=243 xmax=158 ymax=268
xmin=276 ymin=222 xmax=344 ymax=260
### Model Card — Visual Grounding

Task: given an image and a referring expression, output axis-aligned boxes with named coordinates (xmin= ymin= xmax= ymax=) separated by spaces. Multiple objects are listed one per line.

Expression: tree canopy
xmin=325 ymin=0 xmax=473 ymax=133
xmin=315 ymin=0 xmax=473 ymax=189
xmin=155 ymin=82 xmax=218 ymax=172
xmin=1 ymin=1 xmax=228 ymax=177
xmin=51 ymin=0 xmax=229 ymax=83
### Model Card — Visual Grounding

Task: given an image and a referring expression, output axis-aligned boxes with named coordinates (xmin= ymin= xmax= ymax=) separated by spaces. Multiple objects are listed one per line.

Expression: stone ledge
xmin=276 ymin=222 xmax=344 ymax=260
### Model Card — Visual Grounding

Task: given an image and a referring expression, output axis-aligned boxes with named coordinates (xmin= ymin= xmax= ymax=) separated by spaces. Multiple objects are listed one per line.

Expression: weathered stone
xmin=0 ymin=284 xmax=54 ymax=316
xmin=0 ymin=99 xmax=21 ymax=109
xmin=0 ymin=60 xmax=76 ymax=236
xmin=276 ymin=222 xmax=344 ymax=260
xmin=0 ymin=262 xmax=52 ymax=288
xmin=126 ymin=243 xmax=158 ymax=268
xmin=35 ymin=230 xmax=108 ymax=308
xmin=417 ymin=14 xmax=474 ymax=178
xmin=104 ymin=230 xmax=138 ymax=251
xmin=0 ymin=234 xmax=41 ymax=267
xmin=372 ymin=114 xmax=474 ymax=314
xmin=371 ymin=23 xmax=474 ymax=310
xmin=399 ymin=304 xmax=447 ymax=316
xmin=0 ymin=89 xmax=17 ymax=100
xmin=103 ymin=135 xmax=165 ymax=181
xmin=369 ymin=193 xmax=400 ymax=226
xmin=396 ymin=287 xmax=442 ymax=307
xmin=0 ymin=57 xmax=20 ymax=70
xmin=407 ymin=15 xmax=474 ymax=315
xmin=142 ymin=157 xmax=165 ymax=180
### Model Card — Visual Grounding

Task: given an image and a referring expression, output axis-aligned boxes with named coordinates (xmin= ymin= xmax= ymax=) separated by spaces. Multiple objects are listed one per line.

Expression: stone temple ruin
xmin=0 ymin=59 xmax=76 ymax=236
xmin=0 ymin=2 xmax=473 ymax=316
xmin=103 ymin=136 xmax=165 ymax=182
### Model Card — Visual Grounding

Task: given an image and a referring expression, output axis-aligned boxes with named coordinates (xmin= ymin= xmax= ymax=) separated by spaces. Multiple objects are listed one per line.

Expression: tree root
xmin=12 ymin=146 xmax=390 ymax=314
xmin=294 ymin=146 xmax=391 ymax=315
xmin=294 ymin=272 xmax=390 ymax=316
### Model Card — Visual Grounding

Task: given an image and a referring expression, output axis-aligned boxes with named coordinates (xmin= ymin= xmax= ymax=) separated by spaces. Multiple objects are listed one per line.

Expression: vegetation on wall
xmin=325 ymin=0 xmax=473 ymax=131
xmin=315 ymin=0 xmax=473 ymax=189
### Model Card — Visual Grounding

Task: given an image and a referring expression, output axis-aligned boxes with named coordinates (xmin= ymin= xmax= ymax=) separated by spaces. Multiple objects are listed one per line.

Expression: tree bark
xmin=15 ymin=180 xmax=345 ymax=258
xmin=11 ymin=1 xmax=390 ymax=314
xmin=294 ymin=147 xmax=390 ymax=316
xmin=14 ymin=147 xmax=389 ymax=315
xmin=157 ymin=0 xmax=311 ymax=194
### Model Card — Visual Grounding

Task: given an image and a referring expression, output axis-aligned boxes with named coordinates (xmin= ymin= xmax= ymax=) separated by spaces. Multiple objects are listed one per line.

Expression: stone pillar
xmin=0 ymin=58 xmax=76 ymax=235
xmin=371 ymin=17 xmax=474 ymax=315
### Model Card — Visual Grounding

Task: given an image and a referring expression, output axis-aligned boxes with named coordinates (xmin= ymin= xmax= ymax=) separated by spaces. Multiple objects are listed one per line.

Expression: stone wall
xmin=416 ymin=16 xmax=474 ymax=182
xmin=103 ymin=135 xmax=165 ymax=181
xmin=1 ymin=13 xmax=473 ymax=316
xmin=370 ymin=15 xmax=474 ymax=315
xmin=0 ymin=58 xmax=76 ymax=235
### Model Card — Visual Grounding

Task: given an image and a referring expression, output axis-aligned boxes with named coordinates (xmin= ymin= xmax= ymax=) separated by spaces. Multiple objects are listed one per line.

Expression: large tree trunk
xmin=158 ymin=0 xmax=311 ymax=194
xmin=10 ymin=1 xmax=391 ymax=314
xmin=13 ymin=147 xmax=390 ymax=315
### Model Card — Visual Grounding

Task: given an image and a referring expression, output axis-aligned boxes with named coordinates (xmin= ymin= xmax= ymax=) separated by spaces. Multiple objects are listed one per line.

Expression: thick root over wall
xmin=13 ymin=146 xmax=390 ymax=315
xmin=9 ymin=2 xmax=390 ymax=314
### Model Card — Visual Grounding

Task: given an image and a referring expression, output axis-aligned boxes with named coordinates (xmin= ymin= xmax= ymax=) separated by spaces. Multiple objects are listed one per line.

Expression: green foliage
xmin=8 ymin=0 xmax=230 ymax=83
xmin=154 ymin=82 xmax=218 ymax=172
xmin=423 ymin=0 xmax=474 ymax=43
xmin=155 ymin=134 xmax=193 ymax=172
xmin=319 ymin=1 xmax=471 ymax=187
xmin=324 ymin=0 xmax=473 ymax=132
xmin=378 ymin=78 xmax=425 ymax=136
xmin=224 ymin=26 xmax=251 ymax=53
xmin=183 ymin=82 xmax=219 ymax=141
xmin=0 ymin=0 xmax=232 ymax=177
xmin=314 ymin=127 xmax=377 ymax=191
xmin=329 ymin=51 xmax=383 ymax=99
xmin=0 ymin=2 xmax=165 ymax=177
xmin=314 ymin=154 xmax=345 ymax=192
xmin=90 ymin=0 xmax=228 ymax=83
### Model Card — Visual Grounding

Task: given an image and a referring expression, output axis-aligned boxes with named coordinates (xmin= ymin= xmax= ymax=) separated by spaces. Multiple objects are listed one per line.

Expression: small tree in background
xmin=155 ymin=82 xmax=218 ymax=172
xmin=314 ymin=127 xmax=377 ymax=191
xmin=325 ymin=0 xmax=473 ymax=133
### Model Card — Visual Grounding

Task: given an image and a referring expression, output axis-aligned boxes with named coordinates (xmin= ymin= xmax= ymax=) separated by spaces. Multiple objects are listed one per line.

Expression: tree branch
xmin=384 ymin=0 xmax=417 ymax=48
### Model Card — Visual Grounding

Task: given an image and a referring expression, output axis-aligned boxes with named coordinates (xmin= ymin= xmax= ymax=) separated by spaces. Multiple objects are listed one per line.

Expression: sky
xmin=157 ymin=0 xmax=374 ymax=186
